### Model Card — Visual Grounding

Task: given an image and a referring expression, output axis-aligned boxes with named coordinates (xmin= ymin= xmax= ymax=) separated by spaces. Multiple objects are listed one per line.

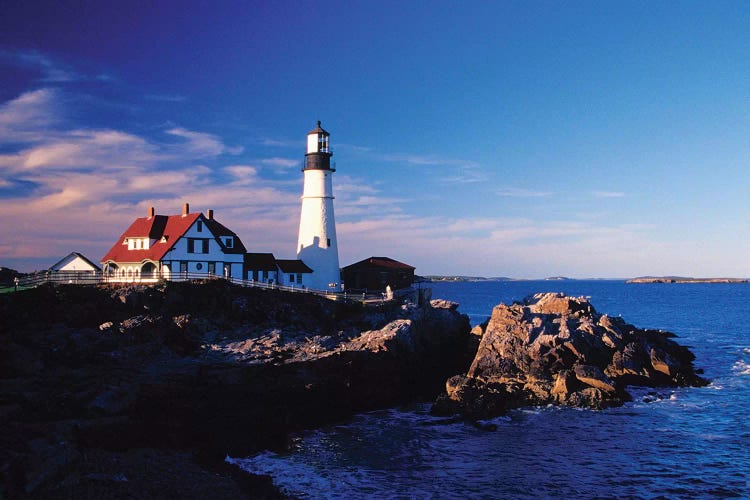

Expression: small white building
xmin=101 ymin=204 xmax=246 ymax=282
xmin=276 ymin=259 xmax=314 ymax=288
xmin=49 ymin=252 xmax=101 ymax=283
xmin=51 ymin=252 xmax=101 ymax=273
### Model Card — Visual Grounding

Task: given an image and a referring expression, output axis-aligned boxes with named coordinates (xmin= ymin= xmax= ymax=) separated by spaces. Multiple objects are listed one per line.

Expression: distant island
xmin=421 ymin=276 xmax=575 ymax=283
xmin=420 ymin=276 xmax=514 ymax=282
xmin=627 ymin=276 xmax=750 ymax=284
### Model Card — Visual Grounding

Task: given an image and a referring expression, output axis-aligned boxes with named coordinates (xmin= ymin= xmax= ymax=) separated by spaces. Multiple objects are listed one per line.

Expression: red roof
xmin=101 ymin=213 xmax=200 ymax=263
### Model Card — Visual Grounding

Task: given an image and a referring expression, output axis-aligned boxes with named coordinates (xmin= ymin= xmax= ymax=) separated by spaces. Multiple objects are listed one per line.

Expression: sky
xmin=1 ymin=1 xmax=749 ymax=278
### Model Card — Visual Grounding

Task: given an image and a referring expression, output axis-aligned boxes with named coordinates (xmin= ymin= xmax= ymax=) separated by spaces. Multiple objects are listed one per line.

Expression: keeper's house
xmin=101 ymin=204 xmax=315 ymax=286
xmin=101 ymin=204 xmax=246 ymax=282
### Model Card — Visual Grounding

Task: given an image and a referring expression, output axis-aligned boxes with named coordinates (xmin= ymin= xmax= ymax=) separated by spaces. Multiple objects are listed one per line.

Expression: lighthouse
xmin=296 ymin=121 xmax=341 ymax=291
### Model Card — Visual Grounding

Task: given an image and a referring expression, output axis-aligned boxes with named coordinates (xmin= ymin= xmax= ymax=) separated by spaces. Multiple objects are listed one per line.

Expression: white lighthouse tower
xmin=296 ymin=121 xmax=341 ymax=291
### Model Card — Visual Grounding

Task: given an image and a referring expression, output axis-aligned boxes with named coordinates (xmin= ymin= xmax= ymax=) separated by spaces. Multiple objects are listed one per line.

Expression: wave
xmin=732 ymin=360 xmax=750 ymax=376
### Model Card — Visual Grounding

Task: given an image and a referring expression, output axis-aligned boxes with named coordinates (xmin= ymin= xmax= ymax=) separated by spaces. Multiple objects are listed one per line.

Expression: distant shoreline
xmin=420 ymin=275 xmax=750 ymax=284
xmin=626 ymin=277 xmax=750 ymax=284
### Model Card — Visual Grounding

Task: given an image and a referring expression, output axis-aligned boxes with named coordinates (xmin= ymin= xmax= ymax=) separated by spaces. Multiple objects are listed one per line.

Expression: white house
xmin=101 ymin=204 xmax=246 ymax=282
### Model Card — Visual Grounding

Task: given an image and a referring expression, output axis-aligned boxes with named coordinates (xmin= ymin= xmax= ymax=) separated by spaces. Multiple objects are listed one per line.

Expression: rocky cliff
xmin=433 ymin=292 xmax=708 ymax=419
xmin=0 ymin=281 xmax=469 ymax=498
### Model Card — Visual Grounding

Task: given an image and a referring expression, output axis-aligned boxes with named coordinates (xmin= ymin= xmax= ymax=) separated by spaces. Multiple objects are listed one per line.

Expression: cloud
xmin=0 ymin=89 xmax=304 ymax=268
xmin=385 ymin=153 xmax=480 ymax=169
xmin=593 ymin=191 xmax=625 ymax=198
xmin=261 ymin=137 xmax=301 ymax=148
xmin=0 ymin=49 xmax=113 ymax=83
xmin=145 ymin=94 xmax=187 ymax=102
xmin=165 ymin=127 xmax=243 ymax=156
xmin=259 ymin=157 xmax=299 ymax=171
xmin=496 ymin=187 xmax=553 ymax=197
xmin=383 ymin=152 xmax=486 ymax=183
xmin=5 ymin=50 xmax=81 ymax=82
xmin=0 ymin=88 xmax=61 ymax=141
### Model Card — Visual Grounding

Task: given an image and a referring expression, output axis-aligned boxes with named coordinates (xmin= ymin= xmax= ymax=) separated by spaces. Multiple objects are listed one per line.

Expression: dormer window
xmin=197 ymin=221 xmax=203 ymax=232
xmin=225 ymin=237 xmax=233 ymax=248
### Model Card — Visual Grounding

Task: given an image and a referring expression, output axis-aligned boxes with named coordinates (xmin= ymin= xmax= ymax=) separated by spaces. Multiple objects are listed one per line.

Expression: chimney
xmin=182 ymin=202 xmax=189 ymax=216
xmin=147 ymin=206 xmax=155 ymax=218
xmin=206 ymin=209 xmax=214 ymax=220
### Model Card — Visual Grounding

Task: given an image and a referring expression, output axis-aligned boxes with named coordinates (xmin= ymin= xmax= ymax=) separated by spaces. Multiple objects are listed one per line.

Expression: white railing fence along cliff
xmin=1 ymin=270 xmax=393 ymax=303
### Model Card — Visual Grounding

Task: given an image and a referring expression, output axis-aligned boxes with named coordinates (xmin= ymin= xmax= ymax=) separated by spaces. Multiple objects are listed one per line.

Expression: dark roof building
xmin=276 ymin=259 xmax=314 ymax=274
xmin=341 ymin=256 xmax=415 ymax=291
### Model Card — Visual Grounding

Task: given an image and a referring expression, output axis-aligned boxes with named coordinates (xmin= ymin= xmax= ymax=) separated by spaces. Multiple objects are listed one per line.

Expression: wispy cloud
xmin=385 ymin=153 xmax=480 ymax=169
xmin=383 ymin=152 xmax=486 ymax=183
xmin=0 ymin=49 xmax=112 ymax=83
xmin=259 ymin=157 xmax=299 ymax=171
xmin=165 ymin=127 xmax=243 ymax=156
xmin=145 ymin=94 xmax=187 ymax=102
xmin=496 ymin=187 xmax=553 ymax=197
xmin=593 ymin=191 xmax=625 ymax=198
xmin=0 ymin=88 xmax=61 ymax=141
xmin=261 ymin=137 xmax=301 ymax=148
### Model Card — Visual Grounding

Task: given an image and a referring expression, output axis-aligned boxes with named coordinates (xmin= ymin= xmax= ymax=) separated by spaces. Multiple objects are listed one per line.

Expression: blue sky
xmin=1 ymin=1 xmax=749 ymax=278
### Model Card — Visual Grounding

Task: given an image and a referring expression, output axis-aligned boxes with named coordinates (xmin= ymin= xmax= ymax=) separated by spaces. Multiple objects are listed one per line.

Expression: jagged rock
xmin=573 ymin=364 xmax=616 ymax=393
xmin=430 ymin=299 xmax=459 ymax=310
xmin=434 ymin=293 xmax=708 ymax=419
xmin=0 ymin=280 xmax=470 ymax=496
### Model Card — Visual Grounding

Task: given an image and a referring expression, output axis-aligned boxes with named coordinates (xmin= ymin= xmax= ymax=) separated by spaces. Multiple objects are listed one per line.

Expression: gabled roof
xmin=342 ymin=256 xmax=415 ymax=271
xmin=244 ymin=252 xmax=278 ymax=271
xmin=276 ymin=259 xmax=313 ymax=274
xmin=101 ymin=212 xmax=201 ymax=263
xmin=205 ymin=218 xmax=247 ymax=254
xmin=50 ymin=252 xmax=102 ymax=271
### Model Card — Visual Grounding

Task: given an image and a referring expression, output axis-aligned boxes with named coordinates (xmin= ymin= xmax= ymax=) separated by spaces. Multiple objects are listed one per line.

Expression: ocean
xmin=230 ymin=280 xmax=750 ymax=498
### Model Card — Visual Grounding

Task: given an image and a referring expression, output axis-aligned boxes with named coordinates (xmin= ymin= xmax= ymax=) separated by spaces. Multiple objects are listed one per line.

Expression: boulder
xmin=435 ymin=293 xmax=708 ymax=419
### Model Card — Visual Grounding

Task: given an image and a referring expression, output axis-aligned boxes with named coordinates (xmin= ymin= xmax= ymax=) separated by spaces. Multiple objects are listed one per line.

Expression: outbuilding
xmin=50 ymin=252 xmax=101 ymax=283
xmin=341 ymin=256 xmax=415 ymax=292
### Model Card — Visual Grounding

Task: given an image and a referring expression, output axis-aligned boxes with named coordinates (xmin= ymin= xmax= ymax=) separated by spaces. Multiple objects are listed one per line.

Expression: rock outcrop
xmin=433 ymin=292 xmax=707 ymax=419
xmin=0 ymin=281 xmax=469 ymax=498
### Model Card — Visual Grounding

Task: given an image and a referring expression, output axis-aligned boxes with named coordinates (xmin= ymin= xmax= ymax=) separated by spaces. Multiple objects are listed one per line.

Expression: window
xmin=289 ymin=274 xmax=295 ymax=283
xmin=196 ymin=263 xmax=203 ymax=271
xmin=208 ymin=262 xmax=215 ymax=275
xmin=297 ymin=273 xmax=302 ymax=283
xmin=188 ymin=238 xmax=208 ymax=254
xmin=180 ymin=261 xmax=187 ymax=273
xmin=225 ymin=237 xmax=233 ymax=248
xmin=327 ymin=238 xmax=331 ymax=247
xmin=197 ymin=221 xmax=203 ymax=232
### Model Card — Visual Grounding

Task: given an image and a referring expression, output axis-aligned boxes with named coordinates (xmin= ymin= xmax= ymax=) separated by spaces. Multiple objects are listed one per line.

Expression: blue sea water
xmin=230 ymin=281 xmax=750 ymax=498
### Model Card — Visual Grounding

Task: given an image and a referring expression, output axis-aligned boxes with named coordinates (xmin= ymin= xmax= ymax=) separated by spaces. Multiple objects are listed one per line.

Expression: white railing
xmin=2 ymin=270 xmax=389 ymax=303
